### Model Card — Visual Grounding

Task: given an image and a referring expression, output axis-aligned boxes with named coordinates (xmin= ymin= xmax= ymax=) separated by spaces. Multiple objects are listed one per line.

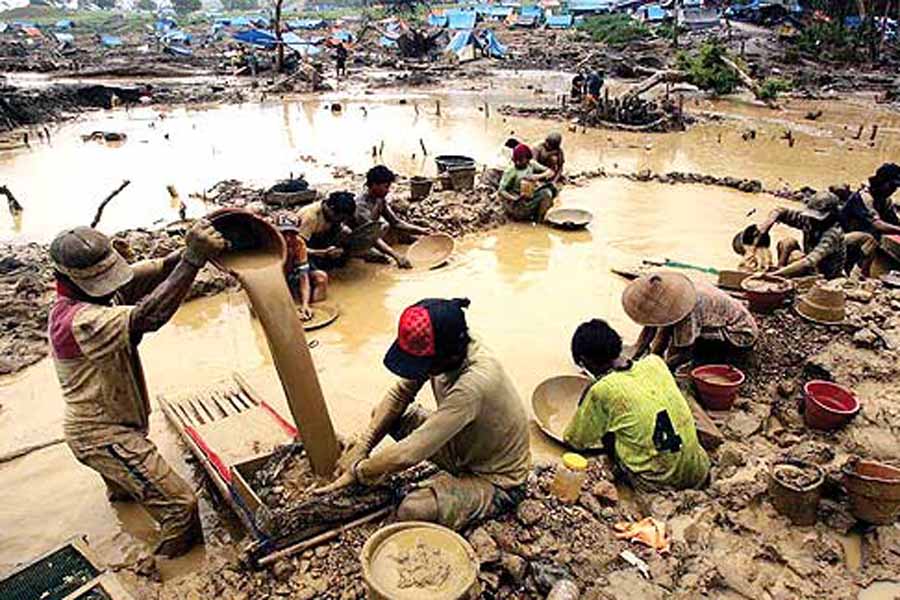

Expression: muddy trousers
xmin=388 ymin=406 xmax=525 ymax=531
xmin=68 ymin=431 xmax=200 ymax=557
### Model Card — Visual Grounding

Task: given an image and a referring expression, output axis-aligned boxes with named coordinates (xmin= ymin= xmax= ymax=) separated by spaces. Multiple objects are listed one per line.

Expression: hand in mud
xmin=396 ymin=256 xmax=413 ymax=269
xmin=299 ymin=306 xmax=313 ymax=321
xmin=324 ymin=246 xmax=344 ymax=260
xmin=313 ymin=470 xmax=355 ymax=495
xmin=336 ymin=441 xmax=369 ymax=476
xmin=184 ymin=219 xmax=227 ymax=267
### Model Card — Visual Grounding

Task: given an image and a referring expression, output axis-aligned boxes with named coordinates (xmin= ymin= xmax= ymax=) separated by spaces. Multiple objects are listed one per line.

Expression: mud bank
xmin=0 ymin=81 xmax=249 ymax=133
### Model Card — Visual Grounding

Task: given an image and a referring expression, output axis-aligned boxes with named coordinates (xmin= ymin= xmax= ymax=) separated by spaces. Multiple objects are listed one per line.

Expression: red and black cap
xmin=383 ymin=298 xmax=471 ymax=380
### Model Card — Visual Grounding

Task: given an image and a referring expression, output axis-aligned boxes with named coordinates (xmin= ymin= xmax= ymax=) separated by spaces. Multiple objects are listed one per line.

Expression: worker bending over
xmin=534 ymin=132 xmax=565 ymax=183
xmin=564 ymin=319 xmax=710 ymax=491
xmin=48 ymin=221 xmax=226 ymax=558
xmin=498 ymin=144 xmax=557 ymax=222
xmin=353 ymin=165 xmax=430 ymax=269
xmin=317 ymin=298 xmax=531 ymax=530
xmin=295 ymin=191 xmax=356 ymax=271
xmin=625 ymin=272 xmax=758 ymax=369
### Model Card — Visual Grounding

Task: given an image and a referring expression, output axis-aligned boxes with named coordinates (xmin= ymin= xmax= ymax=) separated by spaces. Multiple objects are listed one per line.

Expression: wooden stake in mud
xmin=419 ymin=138 xmax=428 ymax=156
xmin=0 ymin=185 xmax=23 ymax=214
xmin=854 ymin=125 xmax=864 ymax=140
xmin=870 ymin=124 xmax=879 ymax=141
xmin=436 ymin=99 xmax=441 ymax=116
xmin=90 ymin=179 xmax=131 ymax=228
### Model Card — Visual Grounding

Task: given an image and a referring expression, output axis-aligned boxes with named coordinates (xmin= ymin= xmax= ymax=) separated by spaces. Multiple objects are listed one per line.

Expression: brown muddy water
xmin=0 ymin=86 xmax=897 ymax=594
xmin=1 ymin=79 xmax=898 ymax=242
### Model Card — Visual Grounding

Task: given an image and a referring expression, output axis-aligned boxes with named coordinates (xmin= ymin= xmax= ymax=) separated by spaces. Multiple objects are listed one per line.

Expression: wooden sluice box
xmin=160 ymin=373 xmax=421 ymax=567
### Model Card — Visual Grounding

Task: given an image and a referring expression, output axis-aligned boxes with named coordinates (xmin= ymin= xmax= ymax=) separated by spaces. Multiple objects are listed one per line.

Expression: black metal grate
xmin=0 ymin=544 xmax=99 ymax=600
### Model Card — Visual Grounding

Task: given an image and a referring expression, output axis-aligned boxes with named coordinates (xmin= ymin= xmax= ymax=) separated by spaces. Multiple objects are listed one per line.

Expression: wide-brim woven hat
xmin=622 ymin=272 xmax=698 ymax=327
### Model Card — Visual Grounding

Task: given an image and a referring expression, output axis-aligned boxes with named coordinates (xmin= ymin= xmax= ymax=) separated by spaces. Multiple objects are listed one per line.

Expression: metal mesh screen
xmin=0 ymin=544 xmax=99 ymax=600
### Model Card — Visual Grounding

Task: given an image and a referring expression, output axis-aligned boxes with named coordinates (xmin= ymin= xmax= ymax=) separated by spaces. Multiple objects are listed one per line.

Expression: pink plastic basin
xmin=690 ymin=364 xmax=745 ymax=411
xmin=803 ymin=380 xmax=859 ymax=430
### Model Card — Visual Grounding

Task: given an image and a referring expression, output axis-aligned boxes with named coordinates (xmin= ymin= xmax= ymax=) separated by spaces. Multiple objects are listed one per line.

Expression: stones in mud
xmin=516 ymin=499 xmax=545 ymax=526
xmin=726 ymin=411 xmax=763 ymax=439
xmin=852 ymin=327 xmax=880 ymax=349
xmin=469 ymin=527 xmax=501 ymax=564
xmin=591 ymin=480 xmax=619 ymax=506
xmin=500 ymin=552 xmax=527 ymax=583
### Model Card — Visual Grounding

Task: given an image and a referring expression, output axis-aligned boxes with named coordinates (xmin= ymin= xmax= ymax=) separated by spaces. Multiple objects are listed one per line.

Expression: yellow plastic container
xmin=551 ymin=452 xmax=588 ymax=504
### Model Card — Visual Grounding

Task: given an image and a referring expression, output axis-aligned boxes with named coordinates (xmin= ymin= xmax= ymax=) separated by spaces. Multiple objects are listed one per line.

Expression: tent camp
xmin=447 ymin=10 xmax=477 ymax=30
xmin=520 ymin=5 xmax=543 ymax=18
xmin=445 ymin=28 xmax=505 ymax=61
xmin=545 ymin=13 xmax=573 ymax=28
xmin=282 ymin=31 xmax=323 ymax=56
xmin=288 ymin=18 xmax=326 ymax=30
xmin=487 ymin=6 xmax=513 ymax=19
xmin=55 ymin=19 xmax=74 ymax=29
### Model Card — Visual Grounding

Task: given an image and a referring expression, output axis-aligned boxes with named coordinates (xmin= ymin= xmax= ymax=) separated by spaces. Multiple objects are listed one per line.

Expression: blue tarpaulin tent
xmin=282 ymin=31 xmax=323 ymax=55
xmin=520 ymin=5 xmax=543 ymax=18
xmin=514 ymin=14 xmax=538 ymax=26
xmin=288 ymin=18 xmax=326 ymax=30
xmin=232 ymin=28 xmax=276 ymax=48
xmin=428 ymin=13 xmax=448 ymax=27
xmin=331 ymin=28 xmax=353 ymax=41
xmin=162 ymin=29 xmax=191 ymax=44
xmin=639 ymin=4 xmax=667 ymax=21
xmin=488 ymin=6 xmax=513 ymax=18
xmin=100 ymin=34 xmax=122 ymax=47
xmin=55 ymin=19 xmax=74 ymax=29
xmin=447 ymin=11 xmax=477 ymax=29
xmin=445 ymin=28 xmax=505 ymax=60
xmin=567 ymin=0 xmax=614 ymax=13
xmin=546 ymin=14 xmax=573 ymax=28
xmin=155 ymin=18 xmax=176 ymax=31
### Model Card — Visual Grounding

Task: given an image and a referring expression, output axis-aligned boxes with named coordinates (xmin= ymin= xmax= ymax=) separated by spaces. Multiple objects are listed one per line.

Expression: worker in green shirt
xmin=564 ymin=319 xmax=710 ymax=491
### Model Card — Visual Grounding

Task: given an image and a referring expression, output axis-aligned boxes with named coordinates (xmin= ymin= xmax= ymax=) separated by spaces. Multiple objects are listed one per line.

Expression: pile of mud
xmin=391 ymin=186 xmax=508 ymax=238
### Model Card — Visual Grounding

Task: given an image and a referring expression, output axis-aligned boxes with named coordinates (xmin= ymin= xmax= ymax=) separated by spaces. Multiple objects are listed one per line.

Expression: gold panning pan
xmin=531 ymin=375 xmax=592 ymax=445
xmin=406 ymin=233 xmax=455 ymax=270
xmin=300 ymin=303 xmax=339 ymax=331
xmin=545 ymin=207 xmax=593 ymax=230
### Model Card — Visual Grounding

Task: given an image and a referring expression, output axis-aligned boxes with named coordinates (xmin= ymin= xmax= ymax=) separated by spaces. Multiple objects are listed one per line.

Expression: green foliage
xmin=793 ymin=21 xmax=864 ymax=62
xmin=173 ymin=0 xmax=201 ymax=14
xmin=758 ymin=77 xmax=792 ymax=101
xmin=578 ymin=13 xmax=650 ymax=46
xmin=676 ymin=42 xmax=742 ymax=95
xmin=655 ymin=22 xmax=686 ymax=42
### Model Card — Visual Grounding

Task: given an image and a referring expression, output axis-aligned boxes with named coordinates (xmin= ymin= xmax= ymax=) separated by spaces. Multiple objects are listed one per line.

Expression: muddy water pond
xmin=1 ymin=83 xmax=898 ymax=242
xmin=0 ymin=175 xmax=785 ymax=574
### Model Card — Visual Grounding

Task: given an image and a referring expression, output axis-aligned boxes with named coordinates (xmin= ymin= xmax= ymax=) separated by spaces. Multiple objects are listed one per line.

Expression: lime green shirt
xmin=563 ymin=355 xmax=709 ymax=489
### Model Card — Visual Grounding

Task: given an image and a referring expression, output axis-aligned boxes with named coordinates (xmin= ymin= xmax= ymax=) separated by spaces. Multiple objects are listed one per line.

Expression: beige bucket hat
xmin=50 ymin=226 xmax=133 ymax=298
xmin=622 ymin=272 xmax=697 ymax=327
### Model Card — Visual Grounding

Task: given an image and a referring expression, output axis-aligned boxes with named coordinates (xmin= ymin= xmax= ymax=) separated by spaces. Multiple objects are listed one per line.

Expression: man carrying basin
xmin=352 ymin=165 xmax=431 ymax=269
xmin=316 ymin=298 xmax=531 ymax=530
xmin=625 ymin=272 xmax=758 ymax=369
xmin=564 ymin=319 xmax=710 ymax=491
xmin=47 ymin=220 xmax=226 ymax=558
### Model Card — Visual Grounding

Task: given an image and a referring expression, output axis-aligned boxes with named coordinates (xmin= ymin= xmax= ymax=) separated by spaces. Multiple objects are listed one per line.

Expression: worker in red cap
xmin=316 ymin=298 xmax=531 ymax=530
xmin=47 ymin=220 xmax=226 ymax=558
xmin=498 ymin=143 xmax=557 ymax=222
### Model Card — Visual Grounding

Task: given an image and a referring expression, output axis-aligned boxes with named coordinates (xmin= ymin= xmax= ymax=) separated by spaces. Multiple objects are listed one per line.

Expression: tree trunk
xmin=275 ymin=0 xmax=285 ymax=73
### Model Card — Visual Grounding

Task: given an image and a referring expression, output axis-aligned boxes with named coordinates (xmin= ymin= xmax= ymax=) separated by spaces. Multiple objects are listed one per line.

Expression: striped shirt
xmin=779 ymin=208 xmax=846 ymax=279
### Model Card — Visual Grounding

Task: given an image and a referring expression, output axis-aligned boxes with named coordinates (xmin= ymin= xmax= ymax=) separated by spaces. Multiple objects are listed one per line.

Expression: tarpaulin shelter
xmin=287 ymin=18 xmax=326 ymax=30
xmin=55 ymin=19 xmax=74 ymax=29
xmin=567 ymin=0 xmax=614 ymax=14
xmin=154 ymin=18 xmax=176 ymax=32
xmin=445 ymin=28 xmax=505 ymax=61
xmin=447 ymin=11 xmax=477 ymax=30
xmin=100 ymin=34 xmax=122 ymax=47
xmin=53 ymin=31 xmax=74 ymax=43
xmin=330 ymin=28 xmax=353 ymax=42
xmin=546 ymin=14 xmax=573 ymax=27
xmin=231 ymin=28 xmax=276 ymax=49
xmin=427 ymin=13 xmax=448 ymax=27
xmin=520 ymin=5 xmax=543 ymax=18
xmin=514 ymin=14 xmax=539 ymax=27
xmin=162 ymin=29 xmax=191 ymax=44
xmin=638 ymin=4 xmax=668 ymax=22
xmin=488 ymin=6 xmax=513 ymax=19
xmin=282 ymin=31 xmax=323 ymax=56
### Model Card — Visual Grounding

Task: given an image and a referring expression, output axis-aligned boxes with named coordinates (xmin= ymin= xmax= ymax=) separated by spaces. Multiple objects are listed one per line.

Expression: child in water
xmin=278 ymin=218 xmax=328 ymax=320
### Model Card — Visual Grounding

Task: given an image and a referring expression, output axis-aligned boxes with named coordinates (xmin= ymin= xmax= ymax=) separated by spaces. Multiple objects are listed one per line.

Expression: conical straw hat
xmin=622 ymin=272 xmax=697 ymax=327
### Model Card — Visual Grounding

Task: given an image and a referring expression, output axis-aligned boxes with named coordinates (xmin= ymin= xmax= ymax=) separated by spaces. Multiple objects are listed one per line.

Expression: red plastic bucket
xmin=690 ymin=365 xmax=745 ymax=411
xmin=803 ymin=381 xmax=859 ymax=430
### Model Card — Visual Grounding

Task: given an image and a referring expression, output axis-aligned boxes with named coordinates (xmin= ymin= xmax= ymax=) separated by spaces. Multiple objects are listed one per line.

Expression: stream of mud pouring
xmin=216 ymin=245 xmax=339 ymax=476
